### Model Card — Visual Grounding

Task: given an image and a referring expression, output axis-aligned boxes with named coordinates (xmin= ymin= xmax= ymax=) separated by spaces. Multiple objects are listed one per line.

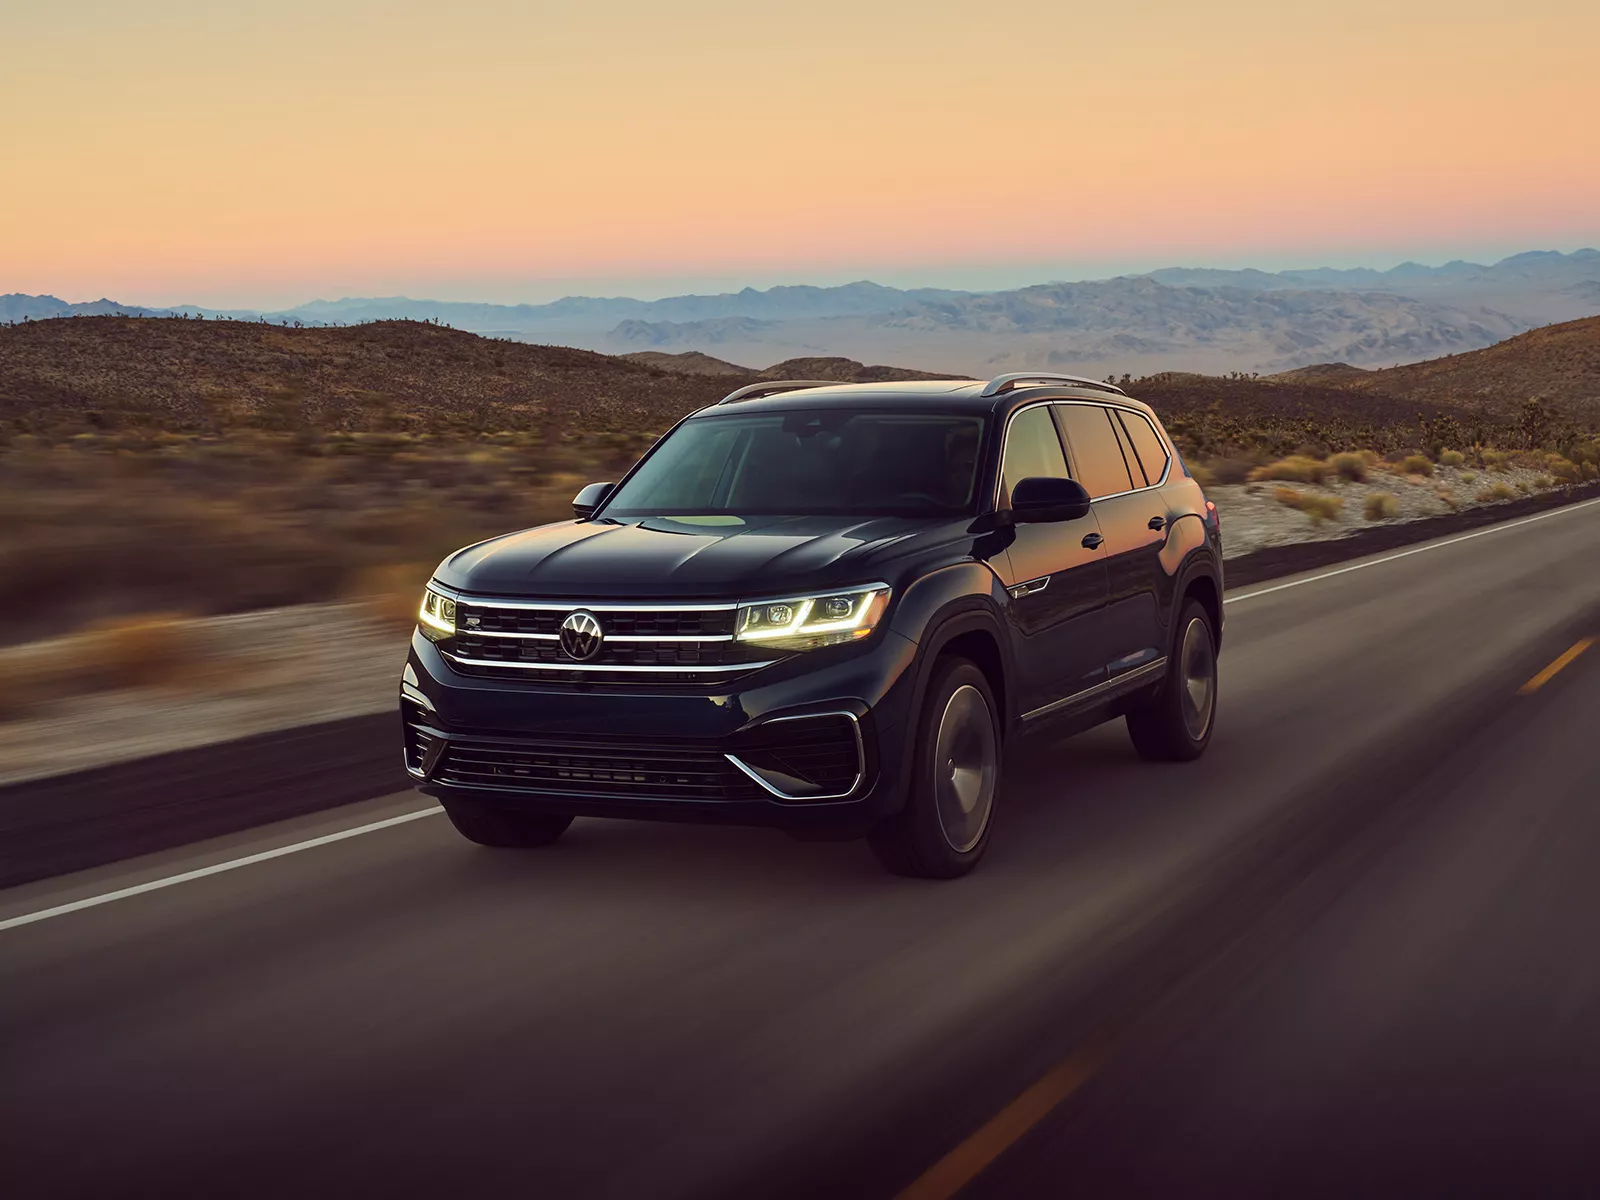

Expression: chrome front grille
xmin=440 ymin=595 xmax=776 ymax=683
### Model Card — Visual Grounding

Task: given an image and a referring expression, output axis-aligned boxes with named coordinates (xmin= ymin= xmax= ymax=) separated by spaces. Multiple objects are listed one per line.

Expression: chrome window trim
xmin=440 ymin=650 xmax=774 ymax=674
xmin=1021 ymin=657 xmax=1168 ymax=723
xmin=993 ymin=398 xmax=1174 ymax=511
xmin=724 ymin=710 xmax=866 ymax=802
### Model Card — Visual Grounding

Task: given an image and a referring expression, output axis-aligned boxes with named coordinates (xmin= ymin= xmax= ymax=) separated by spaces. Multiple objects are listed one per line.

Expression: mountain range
xmin=6 ymin=249 xmax=1598 ymax=378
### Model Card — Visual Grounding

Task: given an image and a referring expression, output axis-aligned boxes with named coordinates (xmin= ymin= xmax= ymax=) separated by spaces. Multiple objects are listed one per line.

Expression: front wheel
xmin=1126 ymin=599 xmax=1218 ymax=762
xmin=870 ymin=657 xmax=1003 ymax=879
xmin=441 ymin=796 xmax=574 ymax=848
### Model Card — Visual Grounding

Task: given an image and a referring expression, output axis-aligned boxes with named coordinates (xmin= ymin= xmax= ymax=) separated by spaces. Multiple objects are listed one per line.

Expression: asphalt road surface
xmin=5 ymin=499 xmax=1600 ymax=1199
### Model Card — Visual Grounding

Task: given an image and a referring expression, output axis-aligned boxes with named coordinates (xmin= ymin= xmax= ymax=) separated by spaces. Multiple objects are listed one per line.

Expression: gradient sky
xmin=4 ymin=0 xmax=1597 ymax=306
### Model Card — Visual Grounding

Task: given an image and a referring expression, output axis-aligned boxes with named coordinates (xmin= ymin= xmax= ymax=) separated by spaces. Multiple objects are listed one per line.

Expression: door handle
xmin=1082 ymin=532 xmax=1104 ymax=549
xmin=1148 ymin=516 xmax=1166 ymax=530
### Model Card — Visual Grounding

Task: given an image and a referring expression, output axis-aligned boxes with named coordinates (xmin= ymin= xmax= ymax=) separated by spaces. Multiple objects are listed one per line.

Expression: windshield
xmin=601 ymin=409 xmax=985 ymax=520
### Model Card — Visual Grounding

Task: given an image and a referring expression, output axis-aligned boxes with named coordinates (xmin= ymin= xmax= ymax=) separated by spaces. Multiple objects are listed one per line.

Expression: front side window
xmin=602 ymin=409 xmax=985 ymax=520
xmin=1055 ymin=404 xmax=1135 ymax=499
xmin=999 ymin=405 xmax=1070 ymax=509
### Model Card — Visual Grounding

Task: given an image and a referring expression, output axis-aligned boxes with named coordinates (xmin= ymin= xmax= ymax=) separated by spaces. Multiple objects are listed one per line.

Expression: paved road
xmin=5 ymin=499 xmax=1600 ymax=1199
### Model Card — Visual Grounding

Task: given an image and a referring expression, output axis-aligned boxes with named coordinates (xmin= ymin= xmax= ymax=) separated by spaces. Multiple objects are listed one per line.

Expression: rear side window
xmin=1117 ymin=411 xmax=1171 ymax=485
xmin=1055 ymin=404 xmax=1134 ymax=499
xmin=999 ymin=404 xmax=1070 ymax=508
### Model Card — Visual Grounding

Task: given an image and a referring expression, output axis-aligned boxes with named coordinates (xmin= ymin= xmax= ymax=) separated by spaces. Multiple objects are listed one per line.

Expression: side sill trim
xmin=1021 ymin=657 xmax=1168 ymax=723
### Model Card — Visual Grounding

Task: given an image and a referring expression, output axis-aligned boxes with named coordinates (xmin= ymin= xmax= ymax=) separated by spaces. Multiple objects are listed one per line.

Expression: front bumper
xmin=401 ymin=627 xmax=921 ymax=833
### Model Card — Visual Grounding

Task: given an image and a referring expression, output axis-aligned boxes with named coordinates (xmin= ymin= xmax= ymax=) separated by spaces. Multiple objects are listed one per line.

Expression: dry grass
xmin=1399 ymin=454 xmax=1434 ymax=476
xmin=1274 ymin=486 xmax=1344 ymax=524
xmin=1363 ymin=492 xmax=1400 ymax=520
xmin=345 ymin=562 xmax=435 ymax=630
xmin=1329 ymin=452 xmax=1369 ymax=482
xmin=0 ymin=612 xmax=236 ymax=723
xmin=1438 ymin=450 xmax=1466 ymax=468
xmin=1251 ymin=455 xmax=1329 ymax=484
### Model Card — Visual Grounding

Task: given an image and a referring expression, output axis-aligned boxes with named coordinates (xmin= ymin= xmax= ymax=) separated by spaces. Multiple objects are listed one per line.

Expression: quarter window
xmin=999 ymin=405 xmax=1070 ymax=508
xmin=1117 ymin=411 xmax=1171 ymax=486
xmin=1055 ymin=404 xmax=1134 ymax=499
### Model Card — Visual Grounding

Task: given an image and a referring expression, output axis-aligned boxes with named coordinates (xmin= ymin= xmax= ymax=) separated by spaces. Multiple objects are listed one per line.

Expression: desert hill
xmin=0 ymin=317 xmax=963 ymax=437
xmin=1342 ymin=315 xmax=1600 ymax=415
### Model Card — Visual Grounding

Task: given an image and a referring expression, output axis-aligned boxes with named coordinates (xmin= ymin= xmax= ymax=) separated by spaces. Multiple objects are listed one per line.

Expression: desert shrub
xmin=1252 ymin=455 xmax=1328 ymax=484
xmin=1439 ymin=450 xmax=1465 ymax=468
xmin=1400 ymin=454 xmax=1434 ymax=476
xmin=1516 ymin=480 xmax=1532 ymax=493
xmin=1364 ymin=492 xmax=1400 ymax=520
xmin=1329 ymin=452 xmax=1368 ymax=482
xmin=1437 ymin=489 xmax=1459 ymax=509
xmin=1548 ymin=457 xmax=1581 ymax=483
xmin=345 ymin=562 xmax=434 ymax=629
xmin=65 ymin=614 xmax=193 ymax=691
xmin=1460 ymin=470 xmax=1477 ymax=483
xmin=1202 ymin=457 xmax=1257 ymax=485
xmin=1533 ymin=475 xmax=1555 ymax=489
xmin=1275 ymin=486 xmax=1343 ymax=524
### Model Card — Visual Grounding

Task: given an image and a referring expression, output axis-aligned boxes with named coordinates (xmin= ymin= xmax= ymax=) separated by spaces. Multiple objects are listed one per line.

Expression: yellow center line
xmin=897 ymin=1050 xmax=1104 ymax=1200
xmin=1519 ymin=637 xmax=1596 ymax=695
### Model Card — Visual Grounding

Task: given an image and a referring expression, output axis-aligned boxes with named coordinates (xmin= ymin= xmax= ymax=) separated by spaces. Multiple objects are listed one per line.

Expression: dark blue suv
xmin=401 ymin=372 xmax=1223 ymax=877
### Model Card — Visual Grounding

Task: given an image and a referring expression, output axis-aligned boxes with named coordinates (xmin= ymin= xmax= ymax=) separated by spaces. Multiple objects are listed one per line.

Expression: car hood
xmin=434 ymin=515 xmax=972 ymax=599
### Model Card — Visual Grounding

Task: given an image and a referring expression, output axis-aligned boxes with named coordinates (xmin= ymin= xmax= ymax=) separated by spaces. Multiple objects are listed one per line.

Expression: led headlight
xmin=418 ymin=584 xmax=457 ymax=641
xmin=736 ymin=585 xmax=890 ymax=651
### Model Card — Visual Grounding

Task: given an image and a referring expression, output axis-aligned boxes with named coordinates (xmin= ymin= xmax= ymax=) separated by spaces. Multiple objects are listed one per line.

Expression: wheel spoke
xmin=933 ymin=685 xmax=997 ymax=853
xmin=1179 ymin=617 xmax=1216 ymax=740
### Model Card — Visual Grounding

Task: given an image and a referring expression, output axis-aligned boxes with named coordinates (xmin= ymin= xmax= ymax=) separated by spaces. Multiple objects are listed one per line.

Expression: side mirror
xmin=1010 ymin=476 xmax=1092 ymax=523
xmin=572 ymin=481 xmax=615 ymax=520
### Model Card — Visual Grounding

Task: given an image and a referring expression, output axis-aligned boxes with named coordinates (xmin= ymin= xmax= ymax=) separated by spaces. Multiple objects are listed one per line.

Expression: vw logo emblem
xmin=559 ymin=610 xmax=604 ymax=661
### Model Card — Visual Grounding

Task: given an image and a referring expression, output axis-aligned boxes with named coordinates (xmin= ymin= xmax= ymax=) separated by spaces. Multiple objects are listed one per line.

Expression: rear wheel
xmin=870 ymin=658 xmax=1002 ymax=879
xmin=441 ymin=796 xmax=573 ymax=848
xmin=1126 ymin=598 xmax=1218 ymax=762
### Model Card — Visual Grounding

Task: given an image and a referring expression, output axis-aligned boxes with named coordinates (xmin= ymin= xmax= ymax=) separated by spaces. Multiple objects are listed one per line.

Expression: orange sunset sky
xmin=3 ymin=0 xmax=1596 ymax=306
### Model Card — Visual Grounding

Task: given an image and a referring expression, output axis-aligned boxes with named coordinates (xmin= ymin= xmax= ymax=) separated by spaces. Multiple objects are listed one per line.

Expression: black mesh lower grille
xmin=732 ymin=714 xmax=862 ymax=794
xmin=432 ymin=732 xmax=763 ymax=802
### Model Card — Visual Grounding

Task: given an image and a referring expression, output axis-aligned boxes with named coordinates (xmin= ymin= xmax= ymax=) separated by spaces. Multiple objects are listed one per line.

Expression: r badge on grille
xmin=559 ymin=610 xmax=604 ymax=661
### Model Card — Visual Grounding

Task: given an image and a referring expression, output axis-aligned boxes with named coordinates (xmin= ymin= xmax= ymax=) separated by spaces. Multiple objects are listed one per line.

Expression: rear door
xmin=1053 ymin=403 xmax=1167 ymax=677
xmin=993 ymin=404 xmax=1110 ymax=715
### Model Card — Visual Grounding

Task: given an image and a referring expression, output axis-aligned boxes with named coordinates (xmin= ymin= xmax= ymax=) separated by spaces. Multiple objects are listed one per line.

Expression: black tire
xmin=1126 ymin=598 xmax=1218 ymax=762
xmin=441 ymin=796 xmax=574 ymax=848
xmin=870 ymin=657 xmax=1003 ymax=879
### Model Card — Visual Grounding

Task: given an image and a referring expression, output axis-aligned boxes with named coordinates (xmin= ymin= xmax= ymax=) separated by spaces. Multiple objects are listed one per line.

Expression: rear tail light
xmin=1205 ymin=499 xmax=1219 ymax=529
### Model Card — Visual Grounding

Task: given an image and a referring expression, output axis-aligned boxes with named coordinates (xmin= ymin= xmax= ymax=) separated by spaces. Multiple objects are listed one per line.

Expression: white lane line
xmin=0 ymin=806 xmax=444 ymax=933
xmin=1225 ymin=494 xmax=1600 ymax=605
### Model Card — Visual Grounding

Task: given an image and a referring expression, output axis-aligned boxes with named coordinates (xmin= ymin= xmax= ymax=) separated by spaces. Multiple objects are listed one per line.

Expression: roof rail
xmin=717 ymin=380 xmax=841 ymax=405
xmin=979 ymin=371 xmax=1126 ymax=398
